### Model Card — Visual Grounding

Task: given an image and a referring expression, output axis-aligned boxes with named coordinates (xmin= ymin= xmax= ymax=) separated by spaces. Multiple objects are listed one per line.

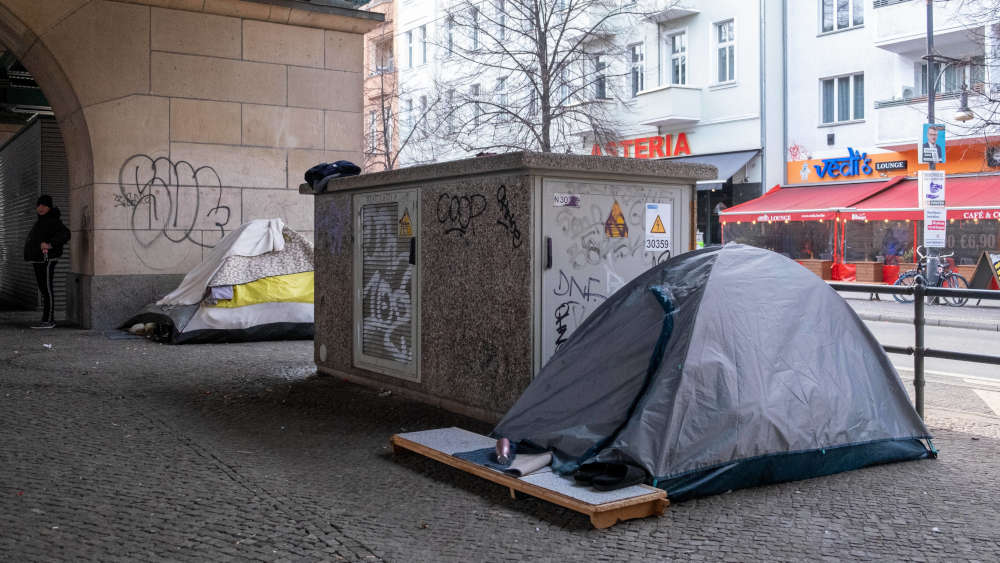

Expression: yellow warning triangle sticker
xmin=604 ymin=200 xmax=629 ymax=238
xmin=650 ymin=215 xmax=666 ymax=234
xmin=398 ymin=209 xmax=413 ymax=238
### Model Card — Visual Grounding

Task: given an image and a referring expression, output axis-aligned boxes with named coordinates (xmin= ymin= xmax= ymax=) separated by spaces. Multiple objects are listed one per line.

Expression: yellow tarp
xmin=211 ymin=271 xmax=314 ymax=308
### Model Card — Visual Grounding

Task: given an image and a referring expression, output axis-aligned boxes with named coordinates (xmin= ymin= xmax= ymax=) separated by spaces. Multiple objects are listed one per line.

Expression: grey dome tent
xmin=494 ymin=244 xmax=933 ymax=501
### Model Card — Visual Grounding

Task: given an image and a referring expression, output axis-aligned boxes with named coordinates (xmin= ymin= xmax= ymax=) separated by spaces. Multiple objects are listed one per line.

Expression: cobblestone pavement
xmin=2 ymin=318 xmax=999 ymax=561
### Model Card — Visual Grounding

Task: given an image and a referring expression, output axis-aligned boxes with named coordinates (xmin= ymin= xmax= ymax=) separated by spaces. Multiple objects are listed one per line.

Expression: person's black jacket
xmin=23 ymin=207 xmax=70 ymax=262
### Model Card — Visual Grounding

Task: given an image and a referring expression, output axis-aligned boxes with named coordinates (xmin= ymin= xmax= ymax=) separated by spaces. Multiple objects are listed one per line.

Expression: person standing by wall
xmin=23 ymin=195 xmax=70 ymax=329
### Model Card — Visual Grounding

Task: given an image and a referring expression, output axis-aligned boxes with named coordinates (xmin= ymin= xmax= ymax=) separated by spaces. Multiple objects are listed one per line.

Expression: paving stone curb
xmin=855 ymin=312 xmax=1000 ymax=332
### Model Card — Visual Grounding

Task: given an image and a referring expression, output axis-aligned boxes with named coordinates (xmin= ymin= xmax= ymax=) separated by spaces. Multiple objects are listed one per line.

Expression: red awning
xmin=721 ymin=174 xmax=1000 ymax=223
xmin=849 ymin=175 xmax=1000 ymax=221
xmin=719 ymin=178 xmax=902 ymax=223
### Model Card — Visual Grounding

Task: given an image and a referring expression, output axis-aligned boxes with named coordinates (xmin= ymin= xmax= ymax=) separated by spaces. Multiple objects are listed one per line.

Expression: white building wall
xmin=786 ymin=0 xmax=996 ymax=169
xmin=393 ymin=0 xmax=786 ymax=191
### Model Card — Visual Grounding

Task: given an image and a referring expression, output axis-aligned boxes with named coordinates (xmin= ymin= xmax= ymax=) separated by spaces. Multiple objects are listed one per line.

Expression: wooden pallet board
xmin=390 ymin=427 xmax=668 ymax=529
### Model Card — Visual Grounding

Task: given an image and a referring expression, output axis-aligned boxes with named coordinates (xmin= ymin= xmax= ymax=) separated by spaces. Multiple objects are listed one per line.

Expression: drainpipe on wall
xmin=781 ymin=0 xmax=788 ymax=187
xmin=759 ymin=0 xmax=766 ymax=194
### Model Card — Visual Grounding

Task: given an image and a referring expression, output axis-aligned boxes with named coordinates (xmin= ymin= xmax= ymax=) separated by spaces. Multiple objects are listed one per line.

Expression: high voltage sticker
xmin=650 ymin=215 xmax=666 ymax=234
xmin=604 ymin=200 xmax=629 ymax=238
xmin=398 ymin=208 xmax=413 ymax=238
xmin=644 ymin=202 xmax=672 ymax=253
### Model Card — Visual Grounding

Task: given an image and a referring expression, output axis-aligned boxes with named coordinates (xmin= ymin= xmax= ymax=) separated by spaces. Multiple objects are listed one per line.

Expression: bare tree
xmin=362 ymin=6 xmax=446 ymax=171
xmin=946 ymin=1 xmax=1000 ymax=132
xmin=430 ymin=0 xmax=657 ymax=156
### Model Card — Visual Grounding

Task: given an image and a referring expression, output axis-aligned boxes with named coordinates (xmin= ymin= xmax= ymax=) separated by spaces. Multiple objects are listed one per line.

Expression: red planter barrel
xmin=882 ymin=265 xmax=900 ymax=284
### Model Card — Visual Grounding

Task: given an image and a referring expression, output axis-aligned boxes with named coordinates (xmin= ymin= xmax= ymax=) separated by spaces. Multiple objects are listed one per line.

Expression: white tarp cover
xmin=158 ymin=218 xmax=286 ymax=306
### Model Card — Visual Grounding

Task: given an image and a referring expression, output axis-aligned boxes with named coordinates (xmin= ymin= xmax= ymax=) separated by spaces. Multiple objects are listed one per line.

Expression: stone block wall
xmin=0 ymin=0 xmax=379 ymax=327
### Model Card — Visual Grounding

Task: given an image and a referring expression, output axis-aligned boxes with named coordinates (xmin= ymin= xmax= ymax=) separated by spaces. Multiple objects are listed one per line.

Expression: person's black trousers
xmin=32 ymin=260 xmax=57 ymax=323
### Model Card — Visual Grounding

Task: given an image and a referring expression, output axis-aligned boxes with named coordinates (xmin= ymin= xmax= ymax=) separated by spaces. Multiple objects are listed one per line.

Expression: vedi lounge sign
xmin=592 ymin=132 xmax=691 ymax=159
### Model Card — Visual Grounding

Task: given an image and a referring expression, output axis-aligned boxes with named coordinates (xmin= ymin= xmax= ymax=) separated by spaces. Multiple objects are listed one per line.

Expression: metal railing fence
xmin=830 ymin=281 xmax=1000 ymax=418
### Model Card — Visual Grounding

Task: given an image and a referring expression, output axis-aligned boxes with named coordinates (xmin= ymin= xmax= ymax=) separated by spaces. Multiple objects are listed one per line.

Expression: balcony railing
xmin=874 ymin=90 xmax=961 ymax=109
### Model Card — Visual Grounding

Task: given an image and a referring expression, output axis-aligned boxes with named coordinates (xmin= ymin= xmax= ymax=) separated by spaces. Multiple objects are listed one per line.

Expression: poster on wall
xmin=923 ymin=207 xmax=947 ymax=248
xmin=919 ymin=123 xmax=946 ymax=164
xmin=918 ymin=170 xmax=946 ymax=208
xmin=644 ymin=203 xmax=672 ymax=253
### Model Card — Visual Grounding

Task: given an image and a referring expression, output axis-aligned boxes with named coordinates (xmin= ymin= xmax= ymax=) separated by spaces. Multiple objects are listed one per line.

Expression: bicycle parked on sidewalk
xmin=892 ymin=246 xmax=969 ymax=306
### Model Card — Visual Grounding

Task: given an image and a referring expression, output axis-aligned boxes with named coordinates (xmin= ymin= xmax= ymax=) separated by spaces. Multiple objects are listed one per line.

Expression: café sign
xmin=813 ymin=147 xmax=873 ymax=179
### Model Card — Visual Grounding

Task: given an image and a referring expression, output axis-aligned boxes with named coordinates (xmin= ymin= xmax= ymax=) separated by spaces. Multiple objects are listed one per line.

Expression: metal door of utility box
xmin=540 ymin=178 xmax=691 ymax=366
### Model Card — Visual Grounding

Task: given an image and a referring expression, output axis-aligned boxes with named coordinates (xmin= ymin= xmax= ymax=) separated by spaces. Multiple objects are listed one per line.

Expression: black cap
xmin=36 ymin=195 xmax=53 ymax=208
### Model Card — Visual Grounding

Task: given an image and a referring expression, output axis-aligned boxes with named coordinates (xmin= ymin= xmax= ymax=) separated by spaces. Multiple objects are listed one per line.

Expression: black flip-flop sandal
xmin=573 ymin=462 xmax=611 ymax=483
xmin=591 ymin=463 xmax=648 ymax=491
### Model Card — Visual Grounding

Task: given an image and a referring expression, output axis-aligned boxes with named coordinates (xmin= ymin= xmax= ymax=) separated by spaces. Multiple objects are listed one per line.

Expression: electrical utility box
xmin=304 ymin=152 xmax=714 ymax=421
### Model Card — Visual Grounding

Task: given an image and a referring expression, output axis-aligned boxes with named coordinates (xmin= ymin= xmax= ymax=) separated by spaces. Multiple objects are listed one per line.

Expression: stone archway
xmin=0 ymin=0 xmax=377 ymax=328
xmin=0 ymin=2 xmax=95 ymax=324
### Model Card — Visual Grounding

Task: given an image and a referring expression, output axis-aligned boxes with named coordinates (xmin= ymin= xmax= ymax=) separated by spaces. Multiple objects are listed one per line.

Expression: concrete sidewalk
xmin=1 ymin=320 xmax=999 ymax=561
xmin=841 ymin=292 xmax=1000 ymax=331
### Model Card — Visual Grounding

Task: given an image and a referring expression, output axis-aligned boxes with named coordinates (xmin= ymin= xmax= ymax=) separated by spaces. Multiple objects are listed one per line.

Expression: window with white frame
xmin=821 ymin=73 xmax=864 ymax=124
xmin=406 ymin=30 xmax=413 ymax=68
xmin=629 ymin=43 xmax=644 ymax=96
xmin=916 ymin=57 xmax=986 ymax=96
xmin=498 ymin=0 xmax=507 ymax=41
xmin=446 ymin=88 xmax=456 ymax=133
xmin=715 ymin=20 xmax=735 ymax=83
xmin=371 ymin=37 xmax=393 ymax=75
xmin=471 ymin=7 xmax=480 ymax=50
xmin=821 ymin=0 xmax=863 ymax=33
xmin=446 ymin=16 xmax=455 ymax=56
xmin=497 ymin=77 xmax=508 ymax=116
xmin=668 ymin=32 xmax=686 ymax=85
xmin=471 ymin=83 xmax=482 ymax=127
xmin=418 ymin=95 xmax=428 ymax=136
xmin=368 ymin=110 xmax=377 ymax=152
xmin=594 ymin=55 xmax=608 ymax=99
xmin=419 ymin=25 xmax=427 ymax=65
xmin=403 ymin=97 xmax=413 ymax=133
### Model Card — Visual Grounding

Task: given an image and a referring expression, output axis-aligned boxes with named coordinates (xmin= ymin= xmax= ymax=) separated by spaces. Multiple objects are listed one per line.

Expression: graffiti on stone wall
xmin=437 ymin=192 xmax=487 ymax=237
xmin=316 ymin=198 xmax=350 ymax=256
xmin=495 ymin=185 xmax=522 ymax=248
xmin=361 ymin=203 xmax=413 ymax=363
xmin=116 ymin=155 xmax=231 ymax=266
xmin=556 ymin=200 xmax=647 ymax=270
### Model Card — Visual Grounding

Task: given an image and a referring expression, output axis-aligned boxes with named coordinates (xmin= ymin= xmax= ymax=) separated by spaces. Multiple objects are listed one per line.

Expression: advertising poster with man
xmin=919 ymin=123 xmax=946 ymax=164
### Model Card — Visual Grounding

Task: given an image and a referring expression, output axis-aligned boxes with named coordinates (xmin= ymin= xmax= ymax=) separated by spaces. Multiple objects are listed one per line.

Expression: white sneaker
xmin=30 ymin=321 xmax=56 ymax=329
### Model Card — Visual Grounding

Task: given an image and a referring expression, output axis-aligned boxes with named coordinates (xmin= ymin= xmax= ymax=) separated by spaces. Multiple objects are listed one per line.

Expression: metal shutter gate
xmin=0 ymin=120 xmax=41 ymax=311
xmin=40 ymin=117 xmax=70 ymax=319
xmin=353 ymin=190 xmax=420 ymax=381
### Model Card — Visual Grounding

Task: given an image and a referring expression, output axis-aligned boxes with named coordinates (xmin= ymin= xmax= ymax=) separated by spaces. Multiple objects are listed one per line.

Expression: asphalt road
xmin=864 ymin=319 xmax=1000 ymax=381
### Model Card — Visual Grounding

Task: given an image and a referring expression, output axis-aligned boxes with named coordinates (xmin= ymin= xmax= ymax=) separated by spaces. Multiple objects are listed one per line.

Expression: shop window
xmin=723 ymin=221 xmax=834 ymax=260
xmin=821 ymin=72 xmax=864 ymax=124
xmin=946 ymin=220 xmax=1000 ymax=265
xmin=821 ymin=0 xmax=863 ymax=33
xmin=353 ymin=191 xmax=420 ymax=382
